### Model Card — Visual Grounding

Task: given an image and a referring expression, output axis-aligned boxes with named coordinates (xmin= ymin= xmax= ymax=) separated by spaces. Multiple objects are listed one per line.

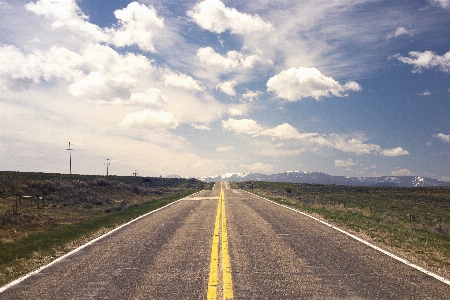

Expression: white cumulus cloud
xmin=335 ymin=159 xmax=356 ymax=167
xmin=217 ymin=81 xmax=237 ymax=96
xmin=266 ymin=67 xmax=361 ymax=101
xmin=392 ymin=50 xmax=450 ymax=73
xmin=228 ymin=107 xmax=243 ymax=116
xmin=68 ymin=44 xmax=154 ymax=101
xmin=242 ymin=90 xmax=262 ymax=102
xmin=163 ymin=71 xmax=204 ymax=91
xmin=27 ymin=0 xmax=165 ymax=52
xmin=0 ymin=45 xmax=88 ymax=81
xmin=121 ymin=109 xmax=178 ymax=129
xmin=197 ymin=47 xmax=272 ymax=73
xmin=381 ymin=147 xmax=410 ymax=156
xmin=222 ymin=118 xmax=261 ymax=135
xmin=0 ymin=42 xmax=156 ymax=101
xmin=259 ymin=123 xmax=318 ymax=140
xmin=129 ymin=88 xmax=167 ymax=106
xmin=436 ymin=133 xmax=450 ymax=143
xmin=108 ymin=2 xmax=164 ymax=52
xmin=187 ymin=0 xmax=273 ymax=35
xmin=25 ymin=0 xmax=107 ymax=42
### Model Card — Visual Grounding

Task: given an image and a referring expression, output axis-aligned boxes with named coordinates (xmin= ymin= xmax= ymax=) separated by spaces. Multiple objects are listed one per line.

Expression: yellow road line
xmin=207 ymin=190 xmax=221 ymax=299
xmin=207 ymin=183 xmax=234 ymax=300
xmin=221 ymin=187 xmax=233 ymax=299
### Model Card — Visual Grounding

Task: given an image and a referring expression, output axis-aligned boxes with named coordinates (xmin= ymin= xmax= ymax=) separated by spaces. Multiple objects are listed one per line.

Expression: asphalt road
xmin=1 ymin=183 xmax=449 ymax=299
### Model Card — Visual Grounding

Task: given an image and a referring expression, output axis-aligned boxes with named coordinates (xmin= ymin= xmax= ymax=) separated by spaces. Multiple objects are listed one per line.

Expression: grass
xmin=233 ymin=181 xmax=450 ymax=279
xmin=0 ymin=190 xmax=195 ymax=286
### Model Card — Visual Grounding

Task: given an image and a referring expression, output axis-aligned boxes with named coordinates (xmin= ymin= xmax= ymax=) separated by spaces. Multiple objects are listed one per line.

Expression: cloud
xmin=428 ymin=0 xmax=450 ymax=9
xmin=0 ymin=2 xmax=11 ymax=9
xmin=330 ymin=136 xmax=383 ymax=155
xmin=335 ymin=159 xmax=356 ymax=167
xmin=266 ymin=67 xmax=361 ymax=101
xmin=67 ymin=44 xmax=154 ymax=101
xmin=197 ymin=47 xmax=272 ymax=73
xmin=120 ymin=109 xmax=178 ymax=129
xmin=392 ymin=168 xmax=413 ymax=176
xmin=228 ymin=107 xmax=242 ymax=116
xmin=25 ymin=0 xmax=107 ymax=42
xmin=26 ymin=0 xmax=164 ymax=52
xmin=187 ymin=0 xmax=273 ymax=35
xmin=386 ymin=27 xmax=411 ymax=40
xmin=163 ymin=71 xmax=204 ymax=91
xmin=259 ymin=123 xmax=318 ymax=140
xmin=419 ymin=90 xmax=431 ymax=96
xmin=191 ymin=123 xmax=212 ymax=130
xmin=217 ymin=81 xmax=237 ymax=96
xmin=0 ymin=42 xmax=155 ymax=103
xmin=222 ymin=118 xmax=262 ymax=135
xmin=129 ymin=88 xmax=167 ymax=106
xmin=392 ymin=51 xmax=450 ymax=73
xmin=108 ymin=2 xmax=164 ymax=52
xmin=0 ymin=45 xmax=84 ymax=86
xmin=381 ymin=147 xmax=410 ymax=156
xmin=216 ymin=146 xmax=235 ymax=152
xmin=228 ymin=120 xmax=409 ymax=157
xmin=436 ymin=133 xmax=450 ymax=143
xmin=242 ymin=90 xmax=262 ymax=102
xmin=240 ymin=162 xmax=273 ymax=173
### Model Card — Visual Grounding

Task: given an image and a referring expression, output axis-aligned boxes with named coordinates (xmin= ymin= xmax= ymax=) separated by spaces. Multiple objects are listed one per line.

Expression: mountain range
xmin=199 ymin=171 xmax=450 ymax=187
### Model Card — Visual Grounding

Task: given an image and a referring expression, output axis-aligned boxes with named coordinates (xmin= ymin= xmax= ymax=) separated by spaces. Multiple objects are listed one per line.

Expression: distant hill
xmin=199 ymin=171 xmax=450 ymax=187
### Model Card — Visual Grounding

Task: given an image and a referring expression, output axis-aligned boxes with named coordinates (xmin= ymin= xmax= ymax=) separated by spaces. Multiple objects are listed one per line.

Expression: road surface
xmin=1 ymin=183 xmax=449 ymax=299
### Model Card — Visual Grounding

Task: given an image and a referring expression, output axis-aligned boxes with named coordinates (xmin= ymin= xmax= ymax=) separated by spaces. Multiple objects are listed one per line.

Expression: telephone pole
xmin=66 ymin=142 xmax=74 ymax=174
xmin=105 ymin=158 xmax=110 ymax=176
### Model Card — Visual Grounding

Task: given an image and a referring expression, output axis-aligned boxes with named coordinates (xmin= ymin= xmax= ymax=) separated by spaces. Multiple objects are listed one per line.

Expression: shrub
xmin=284 ymin=185 xmax=293 ymax=194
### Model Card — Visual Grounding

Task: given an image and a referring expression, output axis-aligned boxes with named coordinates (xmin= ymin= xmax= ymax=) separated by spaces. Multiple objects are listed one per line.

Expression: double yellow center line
xmin=207 ymin=183 xmax=233 ymax=300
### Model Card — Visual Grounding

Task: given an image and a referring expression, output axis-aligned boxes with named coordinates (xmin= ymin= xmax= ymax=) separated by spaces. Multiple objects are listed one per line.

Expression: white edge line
xmin=0 ymin=191 xmax=202 ymax=293
xmin=244 ymin=190 xmax=450 ymax=286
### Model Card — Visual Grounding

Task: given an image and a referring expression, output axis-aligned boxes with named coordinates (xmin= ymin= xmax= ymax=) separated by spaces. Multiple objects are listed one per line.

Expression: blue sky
xmin=0 ymin=0 xmax=449 ymax=179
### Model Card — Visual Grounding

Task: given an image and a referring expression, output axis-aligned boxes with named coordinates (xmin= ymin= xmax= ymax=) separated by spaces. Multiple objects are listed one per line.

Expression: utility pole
xmin=133 ymin=170 xmax=138 ymax=177
xmin=66 ymin=142 xmax=74 ymax=174
xmin=105 ymin=158 xmax=110 ymax=176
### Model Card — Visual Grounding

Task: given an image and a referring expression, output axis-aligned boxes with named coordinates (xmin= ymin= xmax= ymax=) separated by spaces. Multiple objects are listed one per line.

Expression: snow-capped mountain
xmin=199 ymin=171 xmax=450 ymax=187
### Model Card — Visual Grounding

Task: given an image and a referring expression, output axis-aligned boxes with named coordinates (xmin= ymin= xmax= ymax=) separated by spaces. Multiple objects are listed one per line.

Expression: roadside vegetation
xmin=0 ymin=171 xmax=211 ymax=286
xmin=233 ymin=181 xmax=450 ymax=279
